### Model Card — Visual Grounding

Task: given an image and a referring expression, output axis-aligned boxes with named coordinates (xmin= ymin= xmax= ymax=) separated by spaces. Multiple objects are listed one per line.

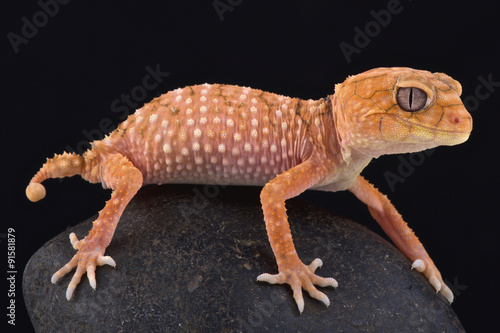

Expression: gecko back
xmin=102 ymin=84 xmax=334 ymax=186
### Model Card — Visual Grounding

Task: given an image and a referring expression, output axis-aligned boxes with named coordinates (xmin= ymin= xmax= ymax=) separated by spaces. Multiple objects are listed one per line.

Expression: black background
xmin=3 ymin=1 xmax=499 ymax=332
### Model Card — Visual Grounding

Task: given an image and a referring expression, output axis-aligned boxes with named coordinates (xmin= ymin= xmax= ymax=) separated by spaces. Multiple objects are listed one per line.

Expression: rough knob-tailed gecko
xmin=26 ymin=67 xmax=472 ymax=313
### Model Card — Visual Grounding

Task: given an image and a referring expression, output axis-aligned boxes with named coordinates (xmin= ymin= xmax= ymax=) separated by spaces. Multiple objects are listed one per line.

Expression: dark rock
xmin=24 ymin=185 xmax=465 ymax=332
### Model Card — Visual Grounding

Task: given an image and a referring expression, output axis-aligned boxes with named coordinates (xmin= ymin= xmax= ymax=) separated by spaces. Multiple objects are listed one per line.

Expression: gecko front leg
xmin=349 ymin=175 xmax=454 ymax=303
xmin=257 ymin=157 xmax=338 ymax=313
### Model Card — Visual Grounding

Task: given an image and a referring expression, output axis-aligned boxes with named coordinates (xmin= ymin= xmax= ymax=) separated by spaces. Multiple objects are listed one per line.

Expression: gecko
xmin=26 ymin=67 xmax=472 ymax=313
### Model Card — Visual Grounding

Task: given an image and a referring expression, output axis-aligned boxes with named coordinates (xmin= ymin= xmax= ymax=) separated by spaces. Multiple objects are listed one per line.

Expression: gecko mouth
xmin=394 ymin=115 xmax=471 ymax=136
xmin=393 ymin=115 xmax=472 ymax=134
xmin=387 ymin=115 xmax=471 ymax=146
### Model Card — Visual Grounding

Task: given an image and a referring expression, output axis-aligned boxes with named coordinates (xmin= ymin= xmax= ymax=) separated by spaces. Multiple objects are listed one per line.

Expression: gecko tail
xmin=26 ymin=152 xmax=85 ymax=202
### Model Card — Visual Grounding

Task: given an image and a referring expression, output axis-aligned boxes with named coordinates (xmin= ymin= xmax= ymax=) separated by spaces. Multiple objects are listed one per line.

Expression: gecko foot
xmin=412 ymin=259 xmax=454 ymax=304
xmin=257 ymin=258 xmax=338 ymax=313
xmin=51 ymin=233 xmax=116 ymax=300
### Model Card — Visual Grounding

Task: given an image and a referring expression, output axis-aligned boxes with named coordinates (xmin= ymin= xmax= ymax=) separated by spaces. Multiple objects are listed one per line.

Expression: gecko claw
xmin=430 ymin=275 xmax=454 ymax=303
xmin=97 ymin=255 xmax=116 ymax=267
xmin=309 ymin=258 xmax=323 ymax=271
xmin=257 ymin=258 xmax=337 ymax=313
xmin=69 ymin=232 xmax=81 ymax=249
xmin=429 ymin=275 xmax=442 ymax=293
xmin=51 ymin=234 xmax=116 ymax=300
xmin=440 ymin=284 xmax=454 ymax=304
xmin=411 ymin=259 xmax=426 ymax=272
xmin=411 ymin=258 xmax=454 ymax=304
xmin=291 ymin=285 xmax=305 ymax=313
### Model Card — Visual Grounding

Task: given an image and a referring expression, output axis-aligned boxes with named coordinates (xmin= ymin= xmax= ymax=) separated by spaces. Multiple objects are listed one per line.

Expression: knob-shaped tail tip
xmin=26 ymin=183 xmax=46 ymax=202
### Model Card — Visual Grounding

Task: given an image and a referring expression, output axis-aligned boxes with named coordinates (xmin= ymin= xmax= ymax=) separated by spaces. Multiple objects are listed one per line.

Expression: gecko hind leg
xmin=27 ymin=150 xmax=143 ymax=300
xmin=52 ymin=152 xmax=142 ymax=300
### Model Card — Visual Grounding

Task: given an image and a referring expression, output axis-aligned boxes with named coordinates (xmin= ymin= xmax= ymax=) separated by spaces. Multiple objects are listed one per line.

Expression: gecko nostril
xmin=452 ymin=117 xmax=460 ymax=124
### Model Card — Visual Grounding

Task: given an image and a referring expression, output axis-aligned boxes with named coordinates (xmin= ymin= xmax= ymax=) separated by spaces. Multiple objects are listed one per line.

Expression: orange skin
xmin=26 ymin=67 xmax=472 ymax=313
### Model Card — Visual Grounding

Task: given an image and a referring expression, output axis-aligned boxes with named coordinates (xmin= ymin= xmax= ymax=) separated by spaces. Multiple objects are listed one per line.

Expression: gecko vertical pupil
xmin=397 ymin=87 xmax=427 ymax=111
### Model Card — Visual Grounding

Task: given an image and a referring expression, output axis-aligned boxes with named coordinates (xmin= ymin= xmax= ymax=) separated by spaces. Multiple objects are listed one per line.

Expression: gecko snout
xmin=434 ymin=106 xmax=472 ymax=146
xmin=447 ymin=107 xmax=472 ymax=134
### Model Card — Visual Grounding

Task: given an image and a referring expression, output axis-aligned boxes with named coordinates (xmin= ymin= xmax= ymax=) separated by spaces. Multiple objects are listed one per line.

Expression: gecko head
xmin=333 ymin=67 xmax=472 ymax=158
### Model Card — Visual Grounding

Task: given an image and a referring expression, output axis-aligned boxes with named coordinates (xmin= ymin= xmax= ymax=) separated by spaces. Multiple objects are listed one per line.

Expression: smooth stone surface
xmin=24 ymin=185 xmax=465 ymax=332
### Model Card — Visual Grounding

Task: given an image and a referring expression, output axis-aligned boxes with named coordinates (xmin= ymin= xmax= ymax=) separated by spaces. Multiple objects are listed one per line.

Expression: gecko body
xmin=26 ymin=67 xmax=472 ymax=313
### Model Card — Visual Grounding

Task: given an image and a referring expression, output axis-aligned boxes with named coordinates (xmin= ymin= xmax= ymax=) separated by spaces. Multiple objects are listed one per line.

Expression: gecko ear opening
xmin=396 ymin=87 xmax=427 ymax=112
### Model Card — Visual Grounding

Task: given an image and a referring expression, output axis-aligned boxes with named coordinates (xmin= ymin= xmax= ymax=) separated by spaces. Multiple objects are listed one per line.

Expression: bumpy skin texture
xmin=26 ymin=67 xmax=472 ymax=313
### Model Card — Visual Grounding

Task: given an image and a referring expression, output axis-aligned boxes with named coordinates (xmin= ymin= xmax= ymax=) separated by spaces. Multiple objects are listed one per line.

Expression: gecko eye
xmin=396 ymin=87 xmax=427 ymax=112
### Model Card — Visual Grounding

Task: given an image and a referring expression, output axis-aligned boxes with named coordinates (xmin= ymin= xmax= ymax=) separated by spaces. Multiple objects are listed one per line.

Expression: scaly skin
xmin=26 ymin=67 xmax=472 ymax=313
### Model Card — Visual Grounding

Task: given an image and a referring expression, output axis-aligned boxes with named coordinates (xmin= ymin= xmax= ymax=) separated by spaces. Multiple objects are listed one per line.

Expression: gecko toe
xmin=257 ymin=272 xmax=285 ymax=284
xmin=69 ymin=233 xmax=81 ymax=250
xmin=415 ymin=259 xmax=455 ymax=304
xmin=97 ymin=255 xmax=116 ymax=267
xmin=429 ymin=275 xmax=442 ymax=293
xmin=87 ymin=263 xmax=97 ymax=290
xmin=51 ymin=257 xmax=78 ymax=284
xmin=411 ymin=259 xmax=426 ymax=272
xmin=308 ymin=288 xmax=330 ymax=307
xmin=440 ymin=284 xmax=454 ymax=304
xmin=291 ymin=284 xmax=305 ymax=313
xmin=312 ymin=276 xmax=338 ymax=288
xmin=430 ymin=275 xmax=454 ymax=303
xmin=309 ymin=258 xmax=323 ymax=271
xmin=66 ymin=265 xmax=86 ymax=300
